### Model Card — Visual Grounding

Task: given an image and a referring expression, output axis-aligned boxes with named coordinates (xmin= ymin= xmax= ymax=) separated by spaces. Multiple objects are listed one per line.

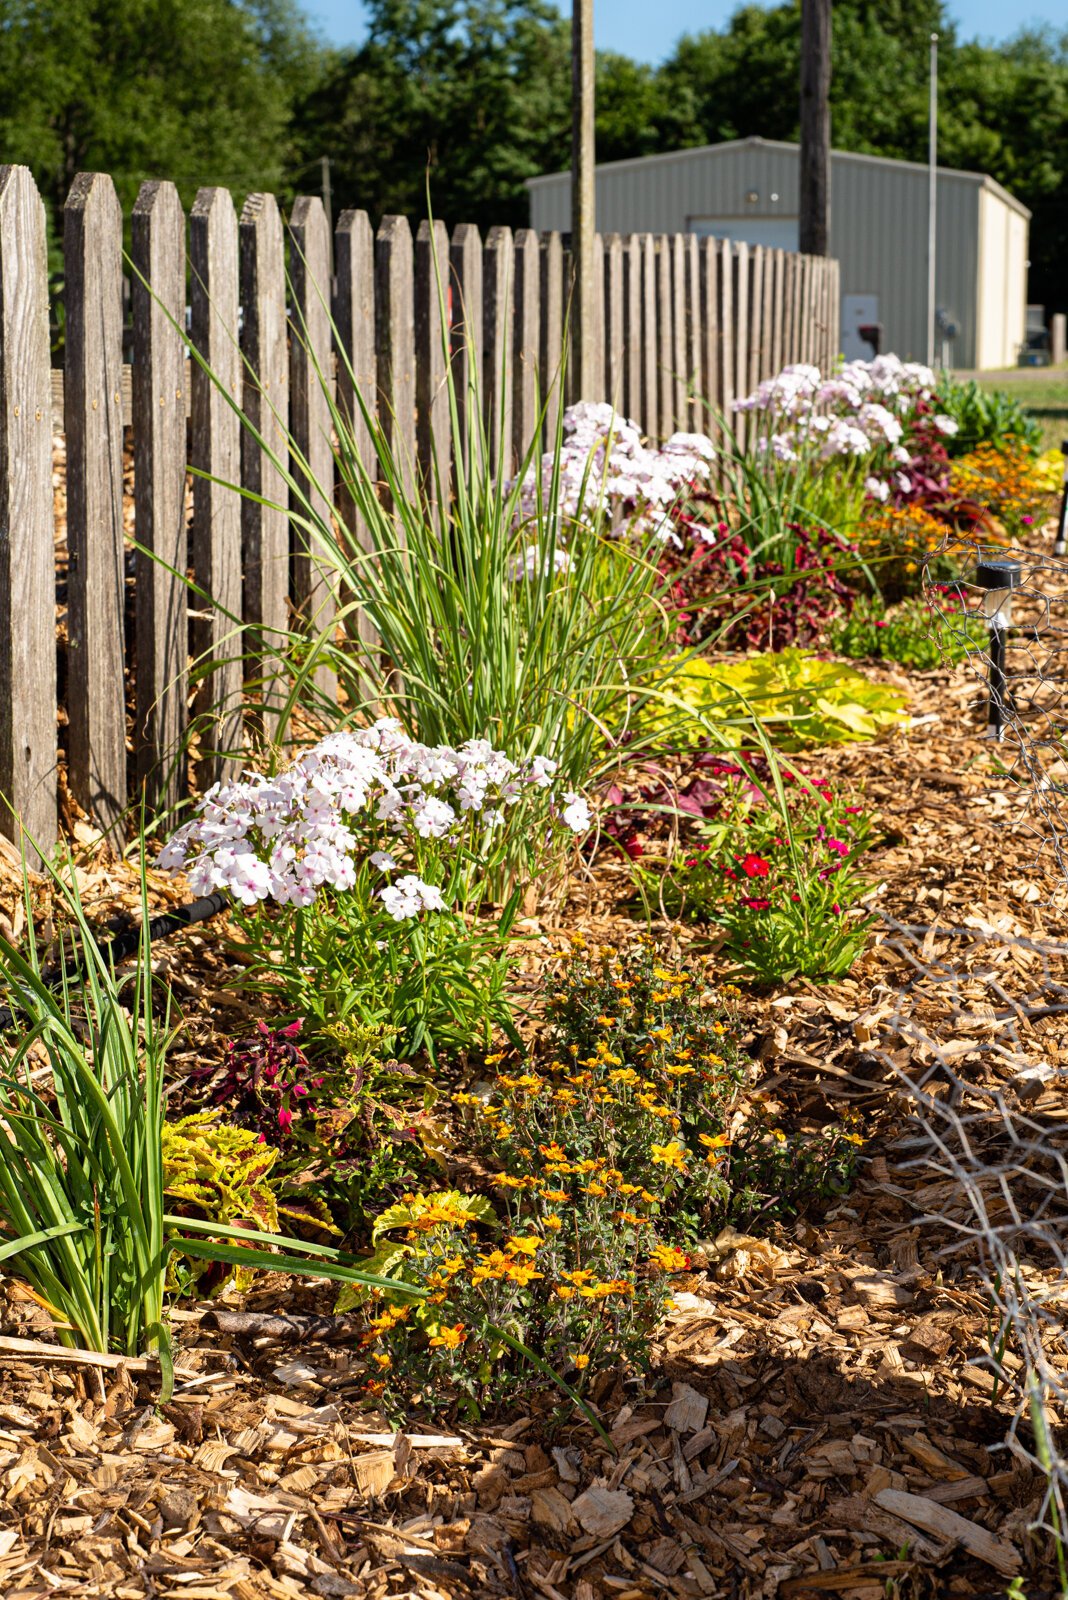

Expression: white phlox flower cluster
xmin=507 ymin=401 xmax=717 ymax=559
xmin=159 ymin=721 xmax=590 ymax=920
xmin=734 ymin=355 xmax=944 ymax=498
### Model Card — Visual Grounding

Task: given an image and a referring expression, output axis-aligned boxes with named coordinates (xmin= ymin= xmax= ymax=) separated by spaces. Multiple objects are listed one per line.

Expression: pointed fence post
xmin=288 ymin=194 xmax=337 ymax=702
xmin=640 ymin=234 xmax=658 ymax=440
xmin=699 ymin=237 xmax=720 ymax=430
xmin=538 ymin=230 xmax=564 ymax=447
xmin=0 ymin=165 xmax=57 ymax=858
xmin=132 ymin=179 xmax=187 ymax=814
xmin=415 ymin=218 xmax=452 ymax=517
xmin=375 ymin=215 xmax=417 ymax=513
xmin=512 ymin=227 xmax=541 ymax=468
xmin=449 ymin=223 xmax=483 ymax=479
xmin=239 ymin=192 xmax=290 ymax=738
xmin=622 ymin=234 xmax=642 ymax=425
xmin=190 ymin=185 xmax=242 ymax=783
xmin=656 ymin=236 xmax=674 ymax=437
xmin=64 ymin=171 xmax=125 ymax=834
xmin=484 ymin=225 xmax=515 ymax=478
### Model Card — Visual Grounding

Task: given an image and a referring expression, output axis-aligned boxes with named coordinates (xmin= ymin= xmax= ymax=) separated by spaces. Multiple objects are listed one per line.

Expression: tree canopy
xmin=0 ymin=0 xmax=1065 ymax=313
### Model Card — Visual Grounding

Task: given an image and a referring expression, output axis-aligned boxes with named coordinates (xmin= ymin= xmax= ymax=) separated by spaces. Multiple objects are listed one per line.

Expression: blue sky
xmin=304 ymin=0 xmax=1066 ymax=60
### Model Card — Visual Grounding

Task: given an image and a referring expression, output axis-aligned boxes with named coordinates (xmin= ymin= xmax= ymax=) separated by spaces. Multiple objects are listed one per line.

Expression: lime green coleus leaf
xmin=644 ymin=649 xmax=908 ymax=749
xmin=334 ymin=1191 xmax=498 ymax=1314
xmin=371 ymin=1190 xmax=497 ymax=1245
xmin=333 ymin=1241 xmax=414 ymax=1312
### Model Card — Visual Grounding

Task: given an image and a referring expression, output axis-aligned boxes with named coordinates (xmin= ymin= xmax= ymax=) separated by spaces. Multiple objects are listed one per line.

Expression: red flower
xmin=738 ymin=853 xmax=770 ymax=878
xmin=741 ymin=896 xmax=771 ymax=911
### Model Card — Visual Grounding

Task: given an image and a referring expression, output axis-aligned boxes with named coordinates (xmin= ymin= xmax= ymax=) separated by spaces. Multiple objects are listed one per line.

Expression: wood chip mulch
xmin=2 ymin=499 xmax=1067 ymax=1596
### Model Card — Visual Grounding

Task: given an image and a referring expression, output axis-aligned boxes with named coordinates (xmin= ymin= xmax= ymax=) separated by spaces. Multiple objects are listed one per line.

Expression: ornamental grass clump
xmin=0 ymin=861 xmax=171 ymax=1367
xmin=671 ymin=773 xmax=877 ymax=983
xmin=161 ymin=719 xmax=589 ymax=1056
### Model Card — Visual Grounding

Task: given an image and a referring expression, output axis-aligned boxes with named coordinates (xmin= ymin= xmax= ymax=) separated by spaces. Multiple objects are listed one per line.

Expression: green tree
xmin=291 ymin=0 xmax=572 ymax=229
xmin=0 ymin=0 xmax=322 ymax=227
xmin=652 ymin=2 xmax=1068 ymax=313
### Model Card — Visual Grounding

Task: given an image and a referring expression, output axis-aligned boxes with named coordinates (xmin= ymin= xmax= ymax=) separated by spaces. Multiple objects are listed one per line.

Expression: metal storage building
xmin=527 ymin=137 xmax=1030 ymax=371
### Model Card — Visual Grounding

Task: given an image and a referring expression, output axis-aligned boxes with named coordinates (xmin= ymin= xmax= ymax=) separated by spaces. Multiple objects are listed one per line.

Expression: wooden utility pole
xmin=571 ymin=0 xmax=596 ymax=398
xmin=798 ymin=0 xmax=831 ymax=257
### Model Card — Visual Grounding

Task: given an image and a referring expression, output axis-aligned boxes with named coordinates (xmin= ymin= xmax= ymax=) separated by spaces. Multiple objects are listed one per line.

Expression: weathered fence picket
xmin=131 ymin=179 xmax=187 ymax=813
xmin=655 ymin=236 xmax=674 ymax=435
xmin=333 ymin=207 xmax=377 ymax=555
xmin=374 ymin=215 xmax=417 ymax=517
xmin=238 ymin=191 xmax=290 ymax=730
xmin=670 ymin=232 xmax=687 ymax=431
xmin=333 ymin=206 xmax=379 ymax=670
xmin=0 ymin=161 xmax=845 ymax=849
xmin=640 ymin=232 xmax=658 ymax=441
xmin=288 ymin=195 xmax=336 ymax=703
xmin=512 ymin=228 xmax=541 ymax=469
xmin=622 ymin=233 xmax=643 ymax=425
xmin=718 ymin=239 xmax=735 ymax=426
xmin=538 ymin=230 xmax=564 ymax=446
xmin=483 ymin=226 xmax=514 ymax=479
xmin=684 ymin=234 xmax=702 ymax=424
xmin=414 ymin=218 xmax=451 ymax=513
xmin=0 ymin=165 xmax=57 ymax=860
xmin=449 ymin=223 xmax=483 ymax=474
xmin=733 ymin=242 xmax=750 ymax=449
xmin=190 ymin=186 xmax=243 ymax=783
xmin=697 ymin=238 xmax=718 ymax=425
xmin=63 ymin=171 xmax=126 ymax=834
xmin=603 ymin=232 xmax=624 ymax=412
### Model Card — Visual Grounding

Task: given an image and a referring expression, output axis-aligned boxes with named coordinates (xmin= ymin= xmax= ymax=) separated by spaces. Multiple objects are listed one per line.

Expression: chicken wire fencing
xmin=874 ymin=531 xmax=1068 ymax=1569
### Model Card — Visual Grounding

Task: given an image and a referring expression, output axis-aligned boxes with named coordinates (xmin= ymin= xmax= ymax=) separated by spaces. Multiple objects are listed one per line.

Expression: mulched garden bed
xmin=0 ymin=634 xmax=1065 ymax=1599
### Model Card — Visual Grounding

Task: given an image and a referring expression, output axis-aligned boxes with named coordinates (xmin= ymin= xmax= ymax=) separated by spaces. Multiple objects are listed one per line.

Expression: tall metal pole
xmin=927 ymin=33 xmax=938 ymax=368
xmin=798 ymin=0 xmax=831 ymax=257
xmin=571 ymin=0 xmax=596 ymax=399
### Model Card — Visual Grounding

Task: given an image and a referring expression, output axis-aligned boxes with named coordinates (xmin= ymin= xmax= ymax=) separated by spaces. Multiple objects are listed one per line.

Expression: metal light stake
xmin=1054 ymin=437 xmax=1068 ymax=558
xmin=976 ymin=556 xmax=1022 ymax=741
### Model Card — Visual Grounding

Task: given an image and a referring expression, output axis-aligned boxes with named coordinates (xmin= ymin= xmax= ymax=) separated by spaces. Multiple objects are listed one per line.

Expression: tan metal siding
xmin=529 ymin=143 xmax=1025 ymax=369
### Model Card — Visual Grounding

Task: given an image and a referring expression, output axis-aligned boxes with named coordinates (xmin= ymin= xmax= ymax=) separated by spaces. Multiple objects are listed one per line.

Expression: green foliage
xmin=536 ymin=941 xmax=860 ymax=1225
xmin=831 ymin=591 xmax=984 ymax=671
xmin=231 ymin=891 xmax=516 ymax=1064
xmin=0 ymin=855 xmax=171 ymax=1366
xmin=344 ymin=942 xmax=862 ymax=1415
xmin=202 ymin=1018 xmax=448 ymax=1236
xmin=934 ymin=374 xmax=1043 ymax=458
xmin=291 ymin=0 xmax=572 ymax=229
xmin=0 ymin=0 xmax=321 ymax=258
xmin=647 ymin=650 xmax=908 ymax=750
xmin=669 ymin=774 xmax=876 ymax=983
xmin=162 ymin=1114 xmax=281 ymax=1291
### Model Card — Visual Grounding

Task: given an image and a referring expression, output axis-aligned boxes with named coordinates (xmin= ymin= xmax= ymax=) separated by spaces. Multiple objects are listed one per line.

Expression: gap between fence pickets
xmin=3 ymin=161 xmax=841 ymax=850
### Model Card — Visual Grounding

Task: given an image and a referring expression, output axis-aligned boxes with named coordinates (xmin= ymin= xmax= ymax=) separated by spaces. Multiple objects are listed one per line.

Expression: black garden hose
xmin=0 ymin=891 xmax=230 ymax=1032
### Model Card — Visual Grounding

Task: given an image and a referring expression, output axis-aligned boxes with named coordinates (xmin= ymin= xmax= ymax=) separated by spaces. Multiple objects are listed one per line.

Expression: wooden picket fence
xmin=0 ymin=162 xmax=840 ymax=856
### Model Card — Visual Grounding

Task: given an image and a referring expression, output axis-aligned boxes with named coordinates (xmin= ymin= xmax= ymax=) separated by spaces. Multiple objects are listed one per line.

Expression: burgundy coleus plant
xmin=193 ymin=1020 xmax=325 ymax=1145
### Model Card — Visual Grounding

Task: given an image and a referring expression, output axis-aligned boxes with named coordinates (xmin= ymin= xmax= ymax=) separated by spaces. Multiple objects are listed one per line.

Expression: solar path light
xmin=976 ymin=555 xmax=1022 ymax=742
xmin=1054 ymin=438 xmax=1068 ymax=558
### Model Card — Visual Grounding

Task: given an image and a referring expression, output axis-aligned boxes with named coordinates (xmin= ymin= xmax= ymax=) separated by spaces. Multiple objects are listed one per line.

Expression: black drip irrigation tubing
xmin=0 ymin=891 xmax=230 ymax=1032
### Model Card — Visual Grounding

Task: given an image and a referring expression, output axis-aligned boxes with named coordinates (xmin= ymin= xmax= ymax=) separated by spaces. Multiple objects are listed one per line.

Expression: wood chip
xmin=873 ymin=1488 xmax=1021 ymax=1575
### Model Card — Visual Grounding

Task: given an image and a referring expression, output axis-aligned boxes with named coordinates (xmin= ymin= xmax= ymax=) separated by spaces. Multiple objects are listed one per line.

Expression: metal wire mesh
xmin=875 ymin=528 xmax=1068 ymax=1558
